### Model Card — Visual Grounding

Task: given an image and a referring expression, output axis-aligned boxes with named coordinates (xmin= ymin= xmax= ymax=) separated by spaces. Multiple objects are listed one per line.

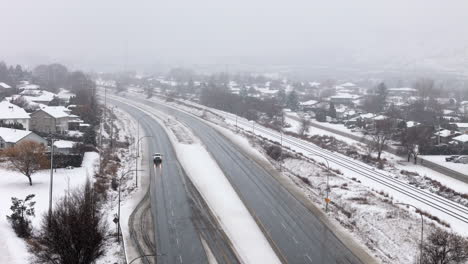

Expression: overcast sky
xmin=1 ymin=0 xmax=468 ymax=72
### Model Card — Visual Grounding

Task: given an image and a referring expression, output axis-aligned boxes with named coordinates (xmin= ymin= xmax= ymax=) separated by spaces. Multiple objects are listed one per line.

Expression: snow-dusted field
xmin=0 ymin=152 xmax=99 ymax=264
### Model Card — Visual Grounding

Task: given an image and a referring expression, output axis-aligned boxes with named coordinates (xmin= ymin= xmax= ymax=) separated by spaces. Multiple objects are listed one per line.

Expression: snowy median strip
xmin=115 ymin=99 xmax=282 ymax=264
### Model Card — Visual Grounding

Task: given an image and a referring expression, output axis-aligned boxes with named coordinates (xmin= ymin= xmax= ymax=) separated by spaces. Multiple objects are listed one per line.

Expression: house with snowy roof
xmin=0 ymin=101 xmax=31 ymax=130
xmin=0 ymin=127 xmax=47 ymax=149
xmin=30 ymin=106 xmax=74 ymax=134
xmin=452 ymin=134 xmax=468 ymax=148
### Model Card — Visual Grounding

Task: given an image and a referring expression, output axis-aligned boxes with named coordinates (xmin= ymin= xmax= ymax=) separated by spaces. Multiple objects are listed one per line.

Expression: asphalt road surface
xmin=116 ymin=94 xmax=365 ymax=264
xmin=111 ymin=99 xmax=239 ymax=264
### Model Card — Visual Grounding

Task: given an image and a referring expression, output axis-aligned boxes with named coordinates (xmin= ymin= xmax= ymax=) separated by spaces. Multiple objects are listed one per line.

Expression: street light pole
xmin=48 ymin=137 xmax=55 ymax=220
xmin=311 ymin=155 xmax=331 ymax=212
xmin=279 ymin=111 xmax=284 ymax=171
xmin=135 ymin=136 xmax=153 ymax=187
xmin=395 ymin=203 xmax=424 ymax=264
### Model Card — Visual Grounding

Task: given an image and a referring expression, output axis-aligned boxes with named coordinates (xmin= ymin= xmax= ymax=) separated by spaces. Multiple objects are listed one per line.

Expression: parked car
xmin=454 ymin=156 xmax=468 ymax=164
xmin=445 ymin=155 xmax=460 ymax=162
xmin=153 ymin=153 xmax=163 ymax=165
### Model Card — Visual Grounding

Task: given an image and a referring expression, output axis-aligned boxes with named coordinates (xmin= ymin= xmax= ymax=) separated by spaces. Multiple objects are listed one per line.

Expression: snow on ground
xmin=0 ymin=152 xmax=99 ymax=264
xmin=420 ymin=155 xmax=468 ymax=176
xmin=128 ymin=93 xmax=468 ymax=263
xmin=225 ymin=116 xmax=468 ymax=235
xmin=118 ymin=100 xmax=282 ymax=264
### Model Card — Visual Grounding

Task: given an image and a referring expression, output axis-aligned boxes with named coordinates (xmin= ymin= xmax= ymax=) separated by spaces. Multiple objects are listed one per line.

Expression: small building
xmin=20 ymin=90 xmax=57 ymax=105
xmin=451 ymin=123 xmax=468 ymax=134
xmin=53 ymin=140 xmax=77 ymax=154
xmin=0 ymin=101 xmax=30 ymax=130
xmin=30 ymin=106 xmax=73 ymax=134
xmin=434 ymin=129 xmax=461 ymax=144
xmin=452 ymin=134 xmax=468 ymax=148
xmin=0 ymin=127 xmax=47 ymax=149
xmin=329 ymin=94 xmax=361 ymax=105
xmin=388 ymin=88 xmax=418 ymax=97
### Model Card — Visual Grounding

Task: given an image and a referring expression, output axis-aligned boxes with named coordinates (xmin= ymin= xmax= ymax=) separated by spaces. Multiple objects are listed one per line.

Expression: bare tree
xmin=365 ymin=118 xmax=395 ymax=160
xmin=2 ymin=141 xmax=49 ymax=186
xmin=422 ymin=228 xmax=468 ymax=264
xmin=28 ymin=180 xmax=107 ymax=264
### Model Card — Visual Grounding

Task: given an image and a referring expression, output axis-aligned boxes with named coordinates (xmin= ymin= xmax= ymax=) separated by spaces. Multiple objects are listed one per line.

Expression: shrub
xmin=7 ymin=194 xmax=35 ymax=238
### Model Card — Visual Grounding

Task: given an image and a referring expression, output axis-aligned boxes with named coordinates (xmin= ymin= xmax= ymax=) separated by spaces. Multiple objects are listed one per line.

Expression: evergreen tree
xmin=286 ymin=90 xmax=299 ymax=111
xmin=329 ymin=102 xmax=337 ymax=118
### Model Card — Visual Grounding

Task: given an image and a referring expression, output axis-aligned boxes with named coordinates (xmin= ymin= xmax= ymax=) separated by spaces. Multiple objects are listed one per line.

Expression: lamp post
xmin=395 ymin=203 xmax=424 ymax=264
xmin=135 ymin=136 xmax=153 ymax=187
xmin=48 ymin=136 xmax=55 ymax=221
xmin=279 ymin=111 xmax=284 ymax=171
xmin=311 ymin=155 xmax=331 ymax=212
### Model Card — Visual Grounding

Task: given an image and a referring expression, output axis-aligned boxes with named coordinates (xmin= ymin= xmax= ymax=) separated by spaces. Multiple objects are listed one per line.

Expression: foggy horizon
xmin=2 ymin=0 xmax=468 ymax=75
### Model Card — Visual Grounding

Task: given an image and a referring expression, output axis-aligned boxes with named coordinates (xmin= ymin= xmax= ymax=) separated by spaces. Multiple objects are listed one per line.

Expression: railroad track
xmin=218 ymin=111 xmax=468 ymax=225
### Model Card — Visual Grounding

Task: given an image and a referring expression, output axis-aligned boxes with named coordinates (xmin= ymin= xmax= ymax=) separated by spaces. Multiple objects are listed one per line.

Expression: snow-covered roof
xmin=452 ymin=123 xmax=468 ymax=128
xmin=56 ymin=88 xmax=75 ymax=100
xmin=39 ymin=106 xmax=71 ymax=118
xmin=54 ymin=140 xmax=76 ymax=149
xmin=0 ymin=101 xmax=30 ymax=119
xmin=330 ymin=93 xmax=361 ymax=100
xmin=19 ymin=84 xmax=40 ymax=90
xmin=0 ymin=82 xmax=11 ymax=89
xmin=300 ymin=100 xmax=318 ymax=106
xmin=406 ymin=121 xmax=420 ymax=128
xmin=309 ymin=82 xmax=320 ymax=87
xmin=453 ymin=134 xmax=468 ymax=143
xmin=373 ymin=115 xmax=388 ymax=121
xmin=0 ymin=127 xmax=32 ymax=143
xmin=340 ymin=82 xmax=356 ymax=87
xmin=388 ymin=87 xmax=417 ymax=92
xmin=435 ymin=129 xmax=460 ymax=138
xmin=21 ymin=90 xmax=56 ymax=103
xmin=360 ymin=113 xmax=375 ymax=119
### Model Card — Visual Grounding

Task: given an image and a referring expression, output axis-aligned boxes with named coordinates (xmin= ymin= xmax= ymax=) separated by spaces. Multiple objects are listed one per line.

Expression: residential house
xmin=30 ymin=106 xmax=73 ymax=134
xmin=451 ymin=123 xmax=468 ymax=134
xmin=434 ymin=129 xmax=461 ymax=144
xmin=452 ymin=134 xmax=468 ymax=149
xmin=0 ymin=101 xmax=30 ymax=130
xmin=329 ymin=93 xmax=361 ymax=106
xmin=20 ymin=90 xmax=57 ymax=105
xmin=387 ymin=88 xmax=418 ymax=97
xmin=0 ymin=127 xmax=47 ymax=149
xmin=53 ymin=140 xmax=77 ymax=154
xmin=299 ymin=100 xmax=319 ymax=111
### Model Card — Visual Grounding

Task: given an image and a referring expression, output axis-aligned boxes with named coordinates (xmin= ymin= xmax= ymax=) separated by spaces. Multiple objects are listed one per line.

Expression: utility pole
xmin=48 ymin=137 xmax=55 ymax=220
xmin=279 ymin=111 xmax=284 ymax=171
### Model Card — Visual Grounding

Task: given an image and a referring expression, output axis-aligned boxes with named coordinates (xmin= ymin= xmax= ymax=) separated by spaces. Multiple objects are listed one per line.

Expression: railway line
xmin=217 ymin=111 xmax=468 ymax=225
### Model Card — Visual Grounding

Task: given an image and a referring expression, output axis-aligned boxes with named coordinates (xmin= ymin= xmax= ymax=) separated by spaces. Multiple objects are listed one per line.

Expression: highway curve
xmin=110 ymin=98 xmax=240 ymax=264
xmin=117 ymin=94 xmax=367 ymax=264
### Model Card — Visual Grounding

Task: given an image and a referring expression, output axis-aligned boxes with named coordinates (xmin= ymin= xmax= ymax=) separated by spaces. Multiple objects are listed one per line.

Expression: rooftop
xmin=0 ymin=101 xmax=30 ymax=119
xmin=38 ymin=106 xmax=71 ymax=118
xmin=453 ymin=134 xmax=468 ymax=143
xmin=0 ymin=127 xmax=31 ymax=143
xmin=0 ymin=82 xmax=11 ymax=89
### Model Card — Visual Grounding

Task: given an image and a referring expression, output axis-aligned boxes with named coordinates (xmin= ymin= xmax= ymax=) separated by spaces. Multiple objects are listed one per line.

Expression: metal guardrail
xmin=418 ymin=157 xmax=468 ymax=184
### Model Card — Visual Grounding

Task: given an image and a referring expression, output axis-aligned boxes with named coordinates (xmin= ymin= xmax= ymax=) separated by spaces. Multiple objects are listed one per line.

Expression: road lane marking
xmin=305 ymin=254 xmax=313 ymax=263
xmin=178 ymin=255 xmax=183 ymax=263
xmin=292 ymin=236 xmax=298 ymax=244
